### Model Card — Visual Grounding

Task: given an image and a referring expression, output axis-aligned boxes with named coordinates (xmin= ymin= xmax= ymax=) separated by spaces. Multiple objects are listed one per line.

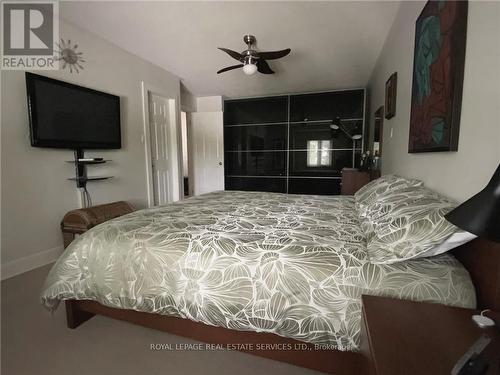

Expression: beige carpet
xmin=1 ymin=264 xmax=323 ymax=375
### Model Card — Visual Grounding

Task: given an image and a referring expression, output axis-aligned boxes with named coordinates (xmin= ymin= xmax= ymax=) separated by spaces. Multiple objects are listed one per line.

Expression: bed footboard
xmin=63 ymin=299 xmax=363 ymax=374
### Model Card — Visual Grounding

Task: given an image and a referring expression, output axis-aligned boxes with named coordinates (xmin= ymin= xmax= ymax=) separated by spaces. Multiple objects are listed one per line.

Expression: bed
xmin=40 ymin=183 xmax=500 ymax=374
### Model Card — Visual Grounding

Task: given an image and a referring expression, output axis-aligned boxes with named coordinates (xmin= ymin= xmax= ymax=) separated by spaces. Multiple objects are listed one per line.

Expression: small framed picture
xmin=385 ymin=72 xmax=397 ymax=119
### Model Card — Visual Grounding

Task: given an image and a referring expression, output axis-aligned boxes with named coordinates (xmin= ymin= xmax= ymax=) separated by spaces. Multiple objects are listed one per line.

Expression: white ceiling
xmin=61 ymin=1 xmax=400 ymax=98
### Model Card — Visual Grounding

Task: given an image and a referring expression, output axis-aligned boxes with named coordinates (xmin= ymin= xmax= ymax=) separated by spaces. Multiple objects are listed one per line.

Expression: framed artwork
xmin=408 ymin=0 xmax=468 ymax=153
xmin=385 ymin=73 xmax=397 ymax=119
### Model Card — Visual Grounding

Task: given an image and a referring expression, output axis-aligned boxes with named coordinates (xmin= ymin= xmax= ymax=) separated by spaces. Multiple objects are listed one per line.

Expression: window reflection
xmin=307 ymin=140 xmax=332 ymax=167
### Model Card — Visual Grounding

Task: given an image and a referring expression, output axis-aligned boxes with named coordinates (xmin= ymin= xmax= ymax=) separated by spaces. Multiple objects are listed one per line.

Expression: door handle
xmin=218 ymin=162 xmax=223 ymax=166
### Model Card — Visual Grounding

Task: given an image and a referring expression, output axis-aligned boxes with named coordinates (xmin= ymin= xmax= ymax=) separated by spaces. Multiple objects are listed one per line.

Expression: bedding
xmin=355 ymin=174 xmax=423 ymax=219
xmin=363 ymin=186 xmax=474 ymax=264
xmin=41 ymin=191 xmax=475 ymax=351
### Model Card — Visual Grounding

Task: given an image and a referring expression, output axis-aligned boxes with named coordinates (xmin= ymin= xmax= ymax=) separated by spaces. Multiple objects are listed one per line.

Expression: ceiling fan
xmin=217 ymin=35 xmax=291 ymax=75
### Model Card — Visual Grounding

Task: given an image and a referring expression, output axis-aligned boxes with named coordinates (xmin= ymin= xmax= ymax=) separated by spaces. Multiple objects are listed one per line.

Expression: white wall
xmin=368 ymin=1 xmax=500 ymax=202
xmin=196 ymin=96 xmax=223 ymax=112
xmin=180 ymin=83 xmax=197 ymax=113
xmin=1 ymin=20 xmax=181 ymax=278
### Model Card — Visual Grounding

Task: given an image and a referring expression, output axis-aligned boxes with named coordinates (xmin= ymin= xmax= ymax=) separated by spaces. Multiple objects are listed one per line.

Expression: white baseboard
xmin=1 ymin=246 xmax=63 ymax=281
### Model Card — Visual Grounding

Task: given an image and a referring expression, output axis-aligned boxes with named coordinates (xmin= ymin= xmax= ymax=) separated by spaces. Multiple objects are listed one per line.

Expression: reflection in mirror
xmin=307 ymin=140 xmax=332 ymax=167
xmin=373 ymin=106 xmax=384 ymax=156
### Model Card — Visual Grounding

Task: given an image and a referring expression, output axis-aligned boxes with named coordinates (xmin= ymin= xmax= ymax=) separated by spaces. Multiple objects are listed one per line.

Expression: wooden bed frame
xmin=65 ymin=238 xmax=500 ymax=374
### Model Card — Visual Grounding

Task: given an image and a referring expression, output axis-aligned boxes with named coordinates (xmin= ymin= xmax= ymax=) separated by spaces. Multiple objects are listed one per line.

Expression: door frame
xmin=141 ymin=81 xmax=182 ymax=207
xmin=180 ymin=111 xmax=195 ymax=197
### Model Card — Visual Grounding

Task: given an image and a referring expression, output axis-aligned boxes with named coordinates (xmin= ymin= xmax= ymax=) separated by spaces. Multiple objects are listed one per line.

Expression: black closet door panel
xmin=288 ymin=178 xmax=341 ymax=195
xmin=289 ymin=123 xmax=352 ymax=150
xmin=225 ymin=177 xmax=287 ymax=193
xmin=289 ymin=150 xmax=353 ymax=177
xmin=224 ymin=96 xmax=288 ymax=125
xmin=290 ymin=90 xmax=364 ymax=122
xmin=224 ymin=124 xmax=287 ymax=151
xmin=225 ymin=151 xmax=286 ymax=176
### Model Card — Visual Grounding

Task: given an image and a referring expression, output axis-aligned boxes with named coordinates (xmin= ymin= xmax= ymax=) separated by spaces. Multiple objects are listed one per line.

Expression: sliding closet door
xmin=223 ymin=90 xmax=365 ymax=195
xmin=288 ymin=90 xmax=365 ymax=195
xmin=224 ymin=96 xmax=288 ymax=193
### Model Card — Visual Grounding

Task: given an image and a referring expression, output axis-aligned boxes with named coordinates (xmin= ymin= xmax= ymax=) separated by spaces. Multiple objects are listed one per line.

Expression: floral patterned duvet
xmin=41 ymin=191 xmax=475 ymax=350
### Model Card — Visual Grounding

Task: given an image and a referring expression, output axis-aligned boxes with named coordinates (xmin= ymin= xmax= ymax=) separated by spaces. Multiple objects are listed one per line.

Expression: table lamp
xmin=445 ymin=164 xmax=499 ymax=243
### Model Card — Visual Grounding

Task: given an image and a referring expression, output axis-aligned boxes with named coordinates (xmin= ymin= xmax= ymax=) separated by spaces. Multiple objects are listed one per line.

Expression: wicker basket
xmin=61 ymin=201 xmax=135 ymax=248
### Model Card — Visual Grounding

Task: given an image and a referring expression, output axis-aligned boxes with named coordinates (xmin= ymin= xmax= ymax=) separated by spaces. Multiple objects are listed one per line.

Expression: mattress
xmin=41 ymin=191 xmax=475 ymax=351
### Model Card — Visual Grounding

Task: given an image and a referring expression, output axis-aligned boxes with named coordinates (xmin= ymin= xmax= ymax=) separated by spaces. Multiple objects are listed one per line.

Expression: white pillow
xmin=364 ymin=185 xmax=477 ymax=264
xmin=417 ymin=231 xmax=477 ymax=258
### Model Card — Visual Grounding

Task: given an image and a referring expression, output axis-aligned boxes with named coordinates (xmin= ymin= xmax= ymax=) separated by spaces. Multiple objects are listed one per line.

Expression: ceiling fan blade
xmin=258 ymin=48 xmax=291 ymax=60
xmin=257 ymin=59 xmax=274 ymax=74
xmin=217 ymin=64 xmax=244 ymax=74
xmin=218 ymin=47 xmax=243 ymax=62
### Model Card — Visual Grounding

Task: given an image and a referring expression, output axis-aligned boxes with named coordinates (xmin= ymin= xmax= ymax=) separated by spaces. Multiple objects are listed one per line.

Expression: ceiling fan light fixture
xmin=243 ymin=62 xmax=257 ymax=75
xmin=217 ymin=35 xmax=291 ymax=75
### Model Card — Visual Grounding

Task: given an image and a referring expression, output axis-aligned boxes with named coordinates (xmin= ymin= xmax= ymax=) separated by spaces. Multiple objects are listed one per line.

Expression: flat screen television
xmin=26 ymin=72 xmax=121 ymax=149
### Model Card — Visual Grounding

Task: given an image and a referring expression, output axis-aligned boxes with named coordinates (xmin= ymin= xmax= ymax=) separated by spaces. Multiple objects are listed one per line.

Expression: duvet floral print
xmin=41 ymin=191 xmax=475 ymax=351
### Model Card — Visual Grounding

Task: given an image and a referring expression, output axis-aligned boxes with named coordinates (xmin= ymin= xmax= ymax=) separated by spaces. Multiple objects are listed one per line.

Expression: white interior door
xmin=191 ymin=111 xmax=224 ymax=195
xmin=148 ymin=93 xmax=173 ymax=205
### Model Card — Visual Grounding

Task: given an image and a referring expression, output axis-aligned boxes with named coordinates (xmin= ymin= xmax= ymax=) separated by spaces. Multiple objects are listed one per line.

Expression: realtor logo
xmin=1 ymin=1 xmax=59 ymax=69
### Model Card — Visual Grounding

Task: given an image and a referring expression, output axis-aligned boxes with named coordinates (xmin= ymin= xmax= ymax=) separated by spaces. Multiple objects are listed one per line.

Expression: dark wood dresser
xmin=341 ymin=168 xmax=371 ymax=195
